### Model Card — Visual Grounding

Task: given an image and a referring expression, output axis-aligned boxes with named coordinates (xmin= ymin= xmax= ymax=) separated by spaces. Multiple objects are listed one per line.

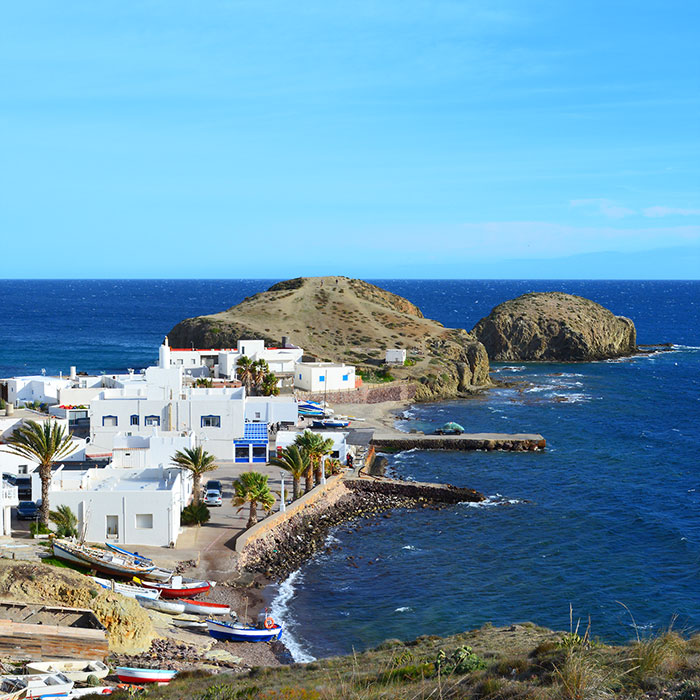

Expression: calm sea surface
xmin=1 ymin=280 xmax=699 ymax=660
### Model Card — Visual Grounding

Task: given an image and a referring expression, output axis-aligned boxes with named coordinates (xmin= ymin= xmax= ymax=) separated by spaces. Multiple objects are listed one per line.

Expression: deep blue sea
xmin=1 ymin=280 xmax=699 ymax=660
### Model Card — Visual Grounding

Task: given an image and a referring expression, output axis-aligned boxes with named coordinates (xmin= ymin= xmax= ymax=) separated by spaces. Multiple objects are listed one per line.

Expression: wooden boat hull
xmin=171 ymin=616 xmax=208 ymax=631
xmin=91 ymin=577 xmax=160 ymax=600
xmin=136 ymin=577 xmax=211 ymax=599
xmin=206 ymin=619 xmax=282 ymax=643
xmin=25 ymin=660 xmax=109 ymax=682
xmin=179 ymin=599 xmax=230 ymax=616
xmin=135 ymin=595 xmax=186 ymax=615
xmin=104 ymin=544 xmax=173 ymax=582
xmin=53 ymin=541 xmax=154 ymax=578
xmin=115 ymin=667 xmax=177 ymax=684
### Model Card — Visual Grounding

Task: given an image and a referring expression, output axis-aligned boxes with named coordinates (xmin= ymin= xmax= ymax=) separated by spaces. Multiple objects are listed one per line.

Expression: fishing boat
xmin=115 ymin=667 xmax=177 ymax=685
xmin=91 ymin=576 xmax=161 ymax=600
xmin=67 ymin=688 xmax=114 ymax=698
xmin=178 ymin=599 xmax=230 ymax=616
xmin=104 ymin=544 xmax=172 ymax=582
xmin=26 ymin=660 xmax=109 ymax=682
xmin=53 ymin=540 xmax=154 ymax=578
xmin=0 ymin=672 xmax=74 ymax=698
xmin=135 ymin=595 xmax=186 ymax=615
xmin=134 ymin=575 xmax=212 ymax=599
xmin=206 ymin=618 xmax=282 ymax=643
xmin=311 ymin=418 xmax=350 ymax=429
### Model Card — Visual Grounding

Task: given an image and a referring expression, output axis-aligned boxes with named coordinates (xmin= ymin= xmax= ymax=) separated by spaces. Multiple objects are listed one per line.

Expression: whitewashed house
xmin=294 ymin=362 xmax=356 ymax=393
xmin=0 ymin=478 xmax=19 ymax=537
xmin=40 ymin=466 xmax=188 ymax=547
xmin=385 ymin=349 xmax=407 ymax=364
xmin=111 ymin=431 xmax=196 ymax=469
xmin=275 ymin=430 xmax=349 ymax=463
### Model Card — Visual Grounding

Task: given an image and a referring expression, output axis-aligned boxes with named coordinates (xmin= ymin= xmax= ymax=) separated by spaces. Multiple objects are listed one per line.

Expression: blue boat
xmin=206 ymin=618 xmax=282 ymax=643
xmin=311 ymin=419 xmax=350 ymax=429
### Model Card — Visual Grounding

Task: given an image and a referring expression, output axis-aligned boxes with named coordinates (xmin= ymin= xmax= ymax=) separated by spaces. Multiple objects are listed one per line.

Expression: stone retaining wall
xmin=372 ymin=434 xmax=546 ymax=452
xmin=345 ymin=476 xmax=484 ymax=504
xmin=300 ymin=382 xmax=418 ymax=404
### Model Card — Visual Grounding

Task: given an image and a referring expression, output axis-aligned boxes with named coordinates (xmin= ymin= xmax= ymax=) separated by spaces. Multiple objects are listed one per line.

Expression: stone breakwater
xmin=371 ymin=432 xmax=546 ymax=452
xmin=238 ymin=479 xmax=484 ymax=580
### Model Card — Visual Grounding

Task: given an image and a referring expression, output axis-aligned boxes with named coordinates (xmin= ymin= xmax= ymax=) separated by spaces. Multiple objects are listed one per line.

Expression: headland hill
xmin=168 ymin=276 xmax=641 ymax=405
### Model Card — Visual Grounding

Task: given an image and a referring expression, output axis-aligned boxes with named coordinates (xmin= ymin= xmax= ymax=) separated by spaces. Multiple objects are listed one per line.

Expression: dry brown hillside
xmin=167 ymin=277 xmax=490 ymax=400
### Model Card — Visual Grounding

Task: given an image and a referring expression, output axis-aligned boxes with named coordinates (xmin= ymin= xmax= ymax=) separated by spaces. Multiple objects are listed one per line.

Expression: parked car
xmin=205 ymin=480 xmax=223 ymax=494
xmin=203 ymin=490 xmax=222 ymax=507
xmin=16 ymin=501 xmax=40 ymax=520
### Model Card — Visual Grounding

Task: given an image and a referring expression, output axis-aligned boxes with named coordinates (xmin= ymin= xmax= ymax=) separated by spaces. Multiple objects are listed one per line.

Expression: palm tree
xmin=269 ymin=445 xmax=309 ymax=501
xmin=232 ymin=472 xmax=276 ymax=528
xmin=294 ymin=430 xmax=335 ymax=488
xmin=49 ymin=504 xmax=79 ymax=538
xmin=3 ymin=420 xmax=76 ymax=526
xmin=171 ymin=446 xmax=218 ymax=505
xmin=236 ymin=356 xmax=255 ymax=394
xmin=261 ymin=373 xmax=280 ymax=397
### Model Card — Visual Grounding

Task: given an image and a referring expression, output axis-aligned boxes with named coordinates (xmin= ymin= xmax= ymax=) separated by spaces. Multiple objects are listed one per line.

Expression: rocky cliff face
xmin=471 ymin=292 xmax=637 ymax=361
xmin=168 ymin=276 xmax=490 ymax=399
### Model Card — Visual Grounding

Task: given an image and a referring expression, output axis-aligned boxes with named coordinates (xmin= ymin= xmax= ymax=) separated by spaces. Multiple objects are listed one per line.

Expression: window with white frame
xmin=135 ymin=513 xmax=153 ymax=529
xmin=144 ymin=415 xmax=160 ymax=426
xmin=201 ymin=415 xmax=221 ymax=428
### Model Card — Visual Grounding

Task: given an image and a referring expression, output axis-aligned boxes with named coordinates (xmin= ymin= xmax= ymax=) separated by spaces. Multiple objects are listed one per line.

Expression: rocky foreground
xmin=472 ymin=291 xmax=637 ymax=361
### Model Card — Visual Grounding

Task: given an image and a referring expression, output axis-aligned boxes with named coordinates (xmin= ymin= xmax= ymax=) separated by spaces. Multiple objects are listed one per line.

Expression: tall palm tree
xmin=251 ymin=359 xmax=270 ymax=392
xmin=3 ymin=420 xmax=76 ymax=526
xmin=171 ymin=446 xmax=218 ymax=505
xmin=232 ymin=472 xmax=276 ymax=528
xmin=261 ymin=373 xmax=280 ymax=397
xmin=294 ymin=430 xmax=335 ymax=488
xmin=269 ymin=445 xmax=309 ymax=501
xmin=236 ymin=356 xmax=255 ymax=394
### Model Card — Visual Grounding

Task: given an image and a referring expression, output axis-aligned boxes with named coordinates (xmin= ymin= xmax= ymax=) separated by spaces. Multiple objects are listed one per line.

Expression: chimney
xmin=70 ymin=366 xmax=77 ymax=381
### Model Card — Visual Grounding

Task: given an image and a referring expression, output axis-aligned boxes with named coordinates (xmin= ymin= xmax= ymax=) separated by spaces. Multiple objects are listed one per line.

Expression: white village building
xmin=294 ymin=362 xmax=356 ymax=393
xmin=275 ymin=430 xmax=350 ymax=464
xmin=385 ymin=348 xmax=407 ymax=364
xmin=39 ymin=465 xmax=189 ymax=547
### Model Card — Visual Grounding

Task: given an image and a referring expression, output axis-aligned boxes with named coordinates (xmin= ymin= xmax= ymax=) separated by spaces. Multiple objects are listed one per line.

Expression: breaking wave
xmin=269 ymin=570 xmax=316 ymax=663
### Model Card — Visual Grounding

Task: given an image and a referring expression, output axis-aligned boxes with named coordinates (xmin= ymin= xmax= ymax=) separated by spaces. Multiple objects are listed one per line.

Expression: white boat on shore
xmin=0 ymin=672 xmax=74 ymax=698
xmin=91 ymin=576 xmax=161 ymax=600
xmin=53 ymin=540 xmax=154 ymax=578
xmin=135 ymin=595 xmax=186 ymax=615
xmin=26 ymin=660 xmax=109 ymax=682
xmin=115 ymin=667 xmax=177 ymax=684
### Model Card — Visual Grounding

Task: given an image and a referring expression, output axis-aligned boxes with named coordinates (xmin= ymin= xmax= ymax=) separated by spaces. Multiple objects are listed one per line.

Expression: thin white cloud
xmin=570 ymin=198 xmax=635 ymax=219
xmin=642 ymin=206 xmax=700 ymax=218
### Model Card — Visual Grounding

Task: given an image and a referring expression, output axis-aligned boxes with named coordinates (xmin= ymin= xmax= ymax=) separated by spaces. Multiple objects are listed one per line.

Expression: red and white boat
xmin=134 ymin=575 xmax=212 ymax=599
xmin=178 ymin=598 xmax=230 ymax=616
xmin=115 ymin=667 xmax=177 ymax=685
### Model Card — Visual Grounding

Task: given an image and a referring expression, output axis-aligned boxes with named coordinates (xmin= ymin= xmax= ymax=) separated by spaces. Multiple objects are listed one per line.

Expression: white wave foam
xmin=402 ymin=545 xmax=416 ymax=551
xmin=525 ymin=386 xmax=547 ymax=393
xmin=500 ymin=366 xmax=526 ymax=372
xmin=269 ymin=570 xmax=316 ymax=663
xmin=324 ymin=533 xmax=341 ymax=546
xmin=395 ymin=606 xmax=413 ymax=612
xmin=463 ymin=494 xmax=525 ymax=508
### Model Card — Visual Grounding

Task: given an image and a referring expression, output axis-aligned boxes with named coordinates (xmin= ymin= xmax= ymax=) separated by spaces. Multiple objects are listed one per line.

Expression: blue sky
xmin=2 ymin=1 xmax=699 ymax=278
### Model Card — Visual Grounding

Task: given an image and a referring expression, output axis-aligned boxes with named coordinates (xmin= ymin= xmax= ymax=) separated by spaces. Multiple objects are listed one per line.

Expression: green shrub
xmin=49 ymin=504 xmax=79 ymax=538
xmin=436 ymin=645 xmax=488 ymax=675
xmin=30 ymin=521 xmax=51 ymax=536
xmin=377 ymin=662 xmax=435 ymax=684
xmin=181 ymin=502 xmax=211 ymax=526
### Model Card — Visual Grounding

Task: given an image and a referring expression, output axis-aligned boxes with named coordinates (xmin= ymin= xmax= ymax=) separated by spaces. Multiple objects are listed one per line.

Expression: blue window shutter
xmin=299 ymin=374 xmax=302 ymax=380
xmin=342 ymin=374 xmax=348 ymax=381
xmin=319 ymin=375 xmax=325 ymax=382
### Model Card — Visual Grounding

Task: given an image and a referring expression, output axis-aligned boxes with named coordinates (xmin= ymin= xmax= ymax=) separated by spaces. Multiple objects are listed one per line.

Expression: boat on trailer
xmin=115 ymin=667 xmax=177 ymax=685
xmin=91 ymin=576 xmax=161 ymax=600
xmin=206 ymin=618 xmax=282 ymax=643
xmin=104 ymin=543 xmax=173 ymax=582
xmin=134 ymin=575 xmax=212 ymax=599
xmin=53 ymin=540 xmax=154 ymax=578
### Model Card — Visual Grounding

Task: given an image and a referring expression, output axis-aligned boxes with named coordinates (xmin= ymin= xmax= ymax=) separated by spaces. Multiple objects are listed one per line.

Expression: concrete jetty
xmin=345 ymin=474 xmax=484 ymax=504
xmin=371 ymin=431 xmax=546 ymax=452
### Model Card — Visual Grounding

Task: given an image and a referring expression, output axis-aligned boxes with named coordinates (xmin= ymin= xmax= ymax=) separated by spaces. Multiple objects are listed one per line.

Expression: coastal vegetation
xmin=171 ymin=446 xmax=218 ymax=505
xmin=293 ymin=430 xmax=334 ymax=488
xmin=236 ymin=356 xmax=280 ymax=396
xmin=269 ymin=444 xmax=309 ymax=501
xmin=4 ymin=419 xmax=76 ymax=526
xmin=96 ymin=619 xmax=700 ymax=700
xmin=180 ymin=502 xmax=211 ymax=526
xmin=48 ymin=504 xmax=79 ymax=538
xmin=233 ymin=471 xmax=276 ymax=527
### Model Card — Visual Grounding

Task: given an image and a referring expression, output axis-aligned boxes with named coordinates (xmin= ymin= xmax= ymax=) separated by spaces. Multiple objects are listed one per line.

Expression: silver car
xmin=203 ymin=489 xmax=222 ymax=507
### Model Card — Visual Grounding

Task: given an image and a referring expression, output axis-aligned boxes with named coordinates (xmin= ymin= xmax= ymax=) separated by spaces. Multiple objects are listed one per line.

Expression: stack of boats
xmin=0 ymin=660 xmax=112 ymax=698
xmin=51 ymin=540 xmax=284 ymax=644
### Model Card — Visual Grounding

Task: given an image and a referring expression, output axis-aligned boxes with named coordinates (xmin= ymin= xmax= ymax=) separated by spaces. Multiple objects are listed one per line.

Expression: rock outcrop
xmin=168 ymin=276 xmax=491 ymax=400
xmin=471 ymin=292 xmax=636 ymax=361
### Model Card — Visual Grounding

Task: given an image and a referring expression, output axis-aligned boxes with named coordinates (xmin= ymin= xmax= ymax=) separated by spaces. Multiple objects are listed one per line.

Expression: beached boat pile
xmin=0 ymin=671 xmax=74 ymax=698
xmin=91 ymin=577 xmax=161 ymax=600
xmin=134 ymin=575 xmax=213 ymax=599
xmin=52 ymin=540 xmax=155 ymax=578
xmin=26 ymin=660 xmax=109 ymax=683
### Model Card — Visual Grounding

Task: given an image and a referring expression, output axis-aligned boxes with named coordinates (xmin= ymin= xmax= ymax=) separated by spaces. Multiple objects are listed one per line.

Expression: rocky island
xmin=471 ymin=292 xmax=637 ymax=361
xmin=168 ymin=276 xmax=491 ymax=400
